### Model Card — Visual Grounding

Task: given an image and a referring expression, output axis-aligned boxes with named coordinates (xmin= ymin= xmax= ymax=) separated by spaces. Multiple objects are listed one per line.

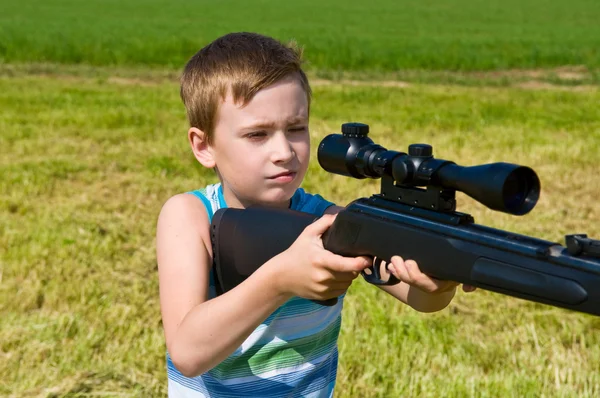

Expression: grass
xmin=1 ymin=0 xmax=600 ymax=72
xmin=1 ymin=64 xmax=599 ymax=397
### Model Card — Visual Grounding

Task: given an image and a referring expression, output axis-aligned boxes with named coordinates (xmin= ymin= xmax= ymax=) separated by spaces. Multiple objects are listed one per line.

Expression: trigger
xmin=361 ymin=257 xmax=401 ymax=286
xmin=372 ymin=257 xmax=384 ymax=280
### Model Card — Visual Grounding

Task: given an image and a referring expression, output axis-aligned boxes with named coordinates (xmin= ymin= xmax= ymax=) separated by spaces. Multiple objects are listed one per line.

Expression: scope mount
xmin=372 ymin=173 xmax=475 ymax=226
xmin=378 ymin=141 xmax=458 ymax=212
xmin=380 ymin=176 xmax=456 ymax=211
xmin=337 ymin=123 xmax=461 ymax=214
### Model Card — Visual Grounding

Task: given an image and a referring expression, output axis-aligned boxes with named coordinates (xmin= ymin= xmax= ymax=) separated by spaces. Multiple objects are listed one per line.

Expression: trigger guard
xmin=361 ymin=259 xmax=401 ymax=286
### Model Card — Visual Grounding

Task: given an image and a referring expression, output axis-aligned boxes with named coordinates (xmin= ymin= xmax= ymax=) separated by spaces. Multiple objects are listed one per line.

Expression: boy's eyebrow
xmin=240 ymin=116 xmax=308 ymax=130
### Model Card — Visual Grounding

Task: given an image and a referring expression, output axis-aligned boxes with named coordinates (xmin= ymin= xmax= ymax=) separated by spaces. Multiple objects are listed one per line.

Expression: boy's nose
xmin=270 ymin=133 xmax=295 ymax=163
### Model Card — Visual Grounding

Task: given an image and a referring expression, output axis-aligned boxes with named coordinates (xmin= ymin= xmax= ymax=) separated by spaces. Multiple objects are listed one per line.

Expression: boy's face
xmin=208 ymin=74 xmax=310 ymax=209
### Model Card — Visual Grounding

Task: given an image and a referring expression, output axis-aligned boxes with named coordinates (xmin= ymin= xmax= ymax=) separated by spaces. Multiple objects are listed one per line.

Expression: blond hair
xmin=180 ymin=32 xmax=312 ymax=143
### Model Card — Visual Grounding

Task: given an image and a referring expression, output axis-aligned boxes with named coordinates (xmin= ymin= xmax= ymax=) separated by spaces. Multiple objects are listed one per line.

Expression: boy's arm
xmin=377 ymin=263 xmax=459 ymax=313
xmin=157 ymin=196 xmax=369 ymax=377
xmin=157 ymin=194 xmax=290 ymax=377
xmin=323 ymin=205 xmax=471 ymax=312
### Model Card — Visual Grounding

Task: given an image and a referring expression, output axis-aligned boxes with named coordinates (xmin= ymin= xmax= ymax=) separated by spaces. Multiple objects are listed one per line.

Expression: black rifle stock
xmin=210 ymin=123 xmax=600 ymax=315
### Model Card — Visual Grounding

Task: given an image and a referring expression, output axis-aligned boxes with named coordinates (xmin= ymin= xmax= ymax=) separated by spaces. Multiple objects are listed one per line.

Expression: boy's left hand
xmin=388 ymin=255 xmax=477 ymax=294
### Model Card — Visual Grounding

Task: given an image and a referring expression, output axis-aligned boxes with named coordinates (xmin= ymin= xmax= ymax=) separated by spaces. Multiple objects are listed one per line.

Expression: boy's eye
xmin=289 ymin=126 xmax=307 ymax=133
xmin=245 ymin=131 xmax=267 ymax=139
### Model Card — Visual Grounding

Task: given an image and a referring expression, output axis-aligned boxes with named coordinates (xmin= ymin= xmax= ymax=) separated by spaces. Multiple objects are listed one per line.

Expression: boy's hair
xmin=180 ymin=32 xmax=312 ymax=143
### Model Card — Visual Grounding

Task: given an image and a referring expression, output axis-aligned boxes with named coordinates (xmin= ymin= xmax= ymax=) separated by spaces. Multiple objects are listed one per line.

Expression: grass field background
xmin=1 ymin=1 xmax=600 ymax=397
xmin=1 ymin=0 xmax=600 ymax=73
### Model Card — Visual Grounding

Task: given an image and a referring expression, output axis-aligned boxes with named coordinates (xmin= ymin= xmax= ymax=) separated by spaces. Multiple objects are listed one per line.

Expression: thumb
xmin=305 ymin=213 xmax=337 ymax=237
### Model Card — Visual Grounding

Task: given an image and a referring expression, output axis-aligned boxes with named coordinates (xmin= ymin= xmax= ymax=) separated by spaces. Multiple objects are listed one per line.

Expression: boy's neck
xmin=221 ymin=188 xmax=291 ymax=210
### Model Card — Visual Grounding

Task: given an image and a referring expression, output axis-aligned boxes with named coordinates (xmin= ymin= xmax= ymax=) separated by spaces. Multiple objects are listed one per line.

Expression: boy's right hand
xmin=270 ymin=214 xmax=372 ymax=301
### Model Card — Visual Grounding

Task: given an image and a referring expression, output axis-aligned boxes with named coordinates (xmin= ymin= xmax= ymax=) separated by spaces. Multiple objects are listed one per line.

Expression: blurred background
xmin=1 ymin=0 xmax=599 ymax=396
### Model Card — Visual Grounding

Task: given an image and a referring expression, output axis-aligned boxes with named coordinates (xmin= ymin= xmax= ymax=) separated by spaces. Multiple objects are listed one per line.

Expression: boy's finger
xmin=305 ymin=214 xmax=337 ymax=236
xmin=389 ymin=256 xmax=411 ymax=283
xmin=402 ymin=258 xmax=441 ymax=292
xmin=326 ymin=253 xmax=371 ymax=273
xmin=403 ymin=259 xmax=422 ymax=279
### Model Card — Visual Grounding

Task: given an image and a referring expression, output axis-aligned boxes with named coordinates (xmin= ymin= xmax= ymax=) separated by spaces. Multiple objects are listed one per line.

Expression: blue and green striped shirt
xmin=167 ymin=183 xmax=342 ymax=397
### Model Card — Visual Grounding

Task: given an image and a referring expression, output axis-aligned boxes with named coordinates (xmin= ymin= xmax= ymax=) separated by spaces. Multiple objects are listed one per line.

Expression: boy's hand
xmin=388 ymin=256 xmax=477 ymax=294
xmin=272 ymin=214 xmax=372 ymax=300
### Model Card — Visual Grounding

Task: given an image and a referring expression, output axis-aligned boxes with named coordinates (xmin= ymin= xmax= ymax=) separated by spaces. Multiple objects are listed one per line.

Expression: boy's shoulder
xmin=157 ymin=192 xmax=213 ymax=239
xmin=186 ymin=183 xmax=225 ymax=221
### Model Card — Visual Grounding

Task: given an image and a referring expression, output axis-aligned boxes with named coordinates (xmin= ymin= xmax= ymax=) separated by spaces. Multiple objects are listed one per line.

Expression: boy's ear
xmin=188 ymin=127 xmax=216 ymax=168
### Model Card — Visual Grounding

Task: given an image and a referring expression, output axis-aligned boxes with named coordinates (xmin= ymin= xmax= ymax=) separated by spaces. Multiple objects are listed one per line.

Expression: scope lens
xmin=502 ymin=168 xmax=539 ymax=214
xmin=503 ymin=173 xmax=525 ymax=207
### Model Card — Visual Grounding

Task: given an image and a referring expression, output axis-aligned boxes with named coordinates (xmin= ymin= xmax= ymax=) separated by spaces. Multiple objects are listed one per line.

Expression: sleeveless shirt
xmin=167 ymin=183 xmax=343 ymax=398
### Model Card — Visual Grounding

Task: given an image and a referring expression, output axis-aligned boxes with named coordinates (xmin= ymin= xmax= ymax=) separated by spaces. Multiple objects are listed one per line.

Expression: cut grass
xmin=1 ymin=66 xmax=599 ymax=397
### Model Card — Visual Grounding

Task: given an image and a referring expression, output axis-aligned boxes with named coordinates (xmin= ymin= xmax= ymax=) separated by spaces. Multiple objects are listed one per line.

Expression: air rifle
xmin=210 ymin=123 xmax=600 ymax=315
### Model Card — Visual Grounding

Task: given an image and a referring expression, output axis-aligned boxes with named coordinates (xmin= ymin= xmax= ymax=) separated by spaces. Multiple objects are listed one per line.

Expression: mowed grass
xmin=1 ymin=0 xmax=600 ymax=72
xmin=1 ymin=66 xmax=600 ymax=397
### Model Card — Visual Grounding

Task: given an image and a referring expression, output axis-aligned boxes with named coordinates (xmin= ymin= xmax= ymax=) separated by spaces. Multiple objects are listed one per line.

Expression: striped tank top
xmin=167 ymin=183 xmax=343 ymax=398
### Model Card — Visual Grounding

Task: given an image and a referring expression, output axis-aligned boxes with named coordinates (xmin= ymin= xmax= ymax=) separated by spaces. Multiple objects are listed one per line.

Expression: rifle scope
xmin=317 ymin=123 xmax=541 ymax=215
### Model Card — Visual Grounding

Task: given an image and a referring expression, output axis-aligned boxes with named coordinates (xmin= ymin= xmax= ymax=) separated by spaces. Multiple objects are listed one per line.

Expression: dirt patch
xmin=311 ymin=65 xmax=597 ymax=91
xmin=469 ymin=65 xmax=590 ymax=80
xmin=515 ymin=81 xmax=598 ymax=91
xmin=1 ymin=63 xmax=596 ymax=91
xmin=106 ymin=76 xmax=170 ymax=87
xmin=312 ymin=79 xmax=411 ymax=88
xmin=0 ymin=63 xmax=179 ymax=84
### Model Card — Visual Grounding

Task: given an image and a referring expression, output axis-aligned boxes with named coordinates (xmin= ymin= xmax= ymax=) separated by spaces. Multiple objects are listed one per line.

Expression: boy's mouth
xmin=269 ymin=171 xmax=297 ymax=182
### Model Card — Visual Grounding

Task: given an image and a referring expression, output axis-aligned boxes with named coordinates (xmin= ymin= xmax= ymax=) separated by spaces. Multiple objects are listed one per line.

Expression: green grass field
xmin=2 ymin=1 xmax=600 ymax=396
xmin=1 ymin=0 xmax=600 ymax=72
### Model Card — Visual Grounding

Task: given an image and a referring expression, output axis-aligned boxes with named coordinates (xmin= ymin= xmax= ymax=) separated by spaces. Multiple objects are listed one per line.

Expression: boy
xmin=156 ymin=32 xmax=473 ymax=397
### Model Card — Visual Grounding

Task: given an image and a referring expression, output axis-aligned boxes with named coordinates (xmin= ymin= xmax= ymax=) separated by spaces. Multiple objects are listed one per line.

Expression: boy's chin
xmin=257 ymin=188 xmax=298 ymax=207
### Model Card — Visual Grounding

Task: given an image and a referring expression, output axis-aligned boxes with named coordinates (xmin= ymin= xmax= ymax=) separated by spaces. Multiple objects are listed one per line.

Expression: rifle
xmin=210 ymin=123 xmax=600 ymax=315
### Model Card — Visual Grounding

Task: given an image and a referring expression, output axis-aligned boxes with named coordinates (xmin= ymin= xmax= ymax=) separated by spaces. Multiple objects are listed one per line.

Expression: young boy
xmin=156 ymin=32 xmax=473 ymax=397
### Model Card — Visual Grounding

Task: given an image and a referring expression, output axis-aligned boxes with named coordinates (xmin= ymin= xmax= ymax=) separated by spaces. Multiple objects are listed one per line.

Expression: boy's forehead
xmin=217 ymin=79 xmax=309 ymax=127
